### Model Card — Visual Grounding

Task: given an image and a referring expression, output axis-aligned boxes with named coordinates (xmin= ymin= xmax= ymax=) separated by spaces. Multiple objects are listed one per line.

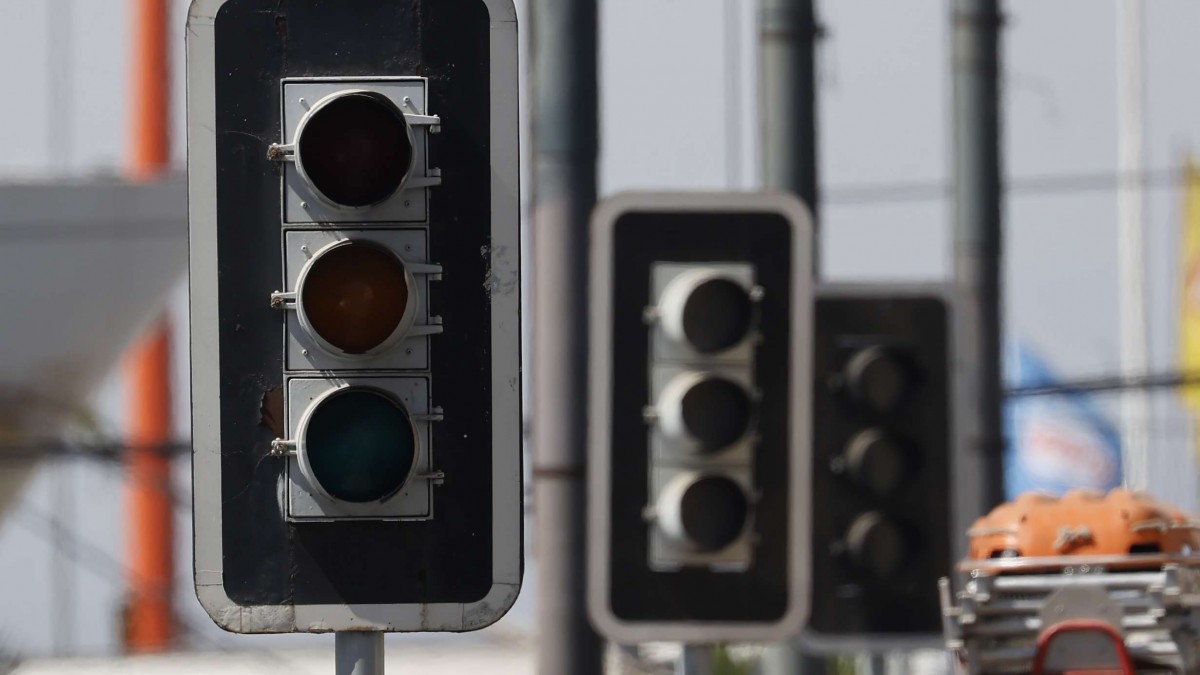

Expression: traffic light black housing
xmin=187 ymin=0 xmax=521 ymax=633
xmin=588 ymin=192 xmax=813 ymax=644
xmin=805 ymin=287 xmax=952 ymax=648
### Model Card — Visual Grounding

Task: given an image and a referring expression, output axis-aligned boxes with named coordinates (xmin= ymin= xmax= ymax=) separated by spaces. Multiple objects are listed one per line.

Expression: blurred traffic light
xmin=588 ymin=192 xmax=813 ymax=643
xmin=807 ymin=288 xmax=952 ymax=643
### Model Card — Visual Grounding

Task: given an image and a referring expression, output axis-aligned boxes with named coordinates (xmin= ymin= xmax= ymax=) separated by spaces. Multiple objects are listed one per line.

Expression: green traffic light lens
xmin=304 ymin=388 xmax=417 ymax=503
xmin=682 ymin=278 xmax=754 ymax=354
xmin=679 ymin=475 xmax=749 ymax=553
xmin=301 ymin=242 xmax=411 ymax=355
xmin=297 ymin=92 xmax=413 ymax=208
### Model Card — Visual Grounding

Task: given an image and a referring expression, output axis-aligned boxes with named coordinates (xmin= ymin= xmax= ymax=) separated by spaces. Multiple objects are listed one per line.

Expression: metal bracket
xmin=270 ymin=290 xmax=297 ymax=310
xmin=400 ymin=97 xmax=441 ymax=133
xmin=270 ymin=439 xmax=297 ymax=457
xmin=267 ymin=143 xmax=295 ymax=162
xmin=412 ymin=406 xmax=445 ymax=423
xmin=414 ymin=470 xmax=446 ymax=486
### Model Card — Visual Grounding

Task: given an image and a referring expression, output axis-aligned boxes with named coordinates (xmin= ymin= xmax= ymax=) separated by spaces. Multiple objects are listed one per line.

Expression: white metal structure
xmin=0 ymin=176 xmax=186 ymax=517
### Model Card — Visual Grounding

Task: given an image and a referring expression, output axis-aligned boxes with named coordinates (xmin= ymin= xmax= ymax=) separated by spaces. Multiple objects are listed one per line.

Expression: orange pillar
xmin=124 ymin=0 xmax=174 ymax=653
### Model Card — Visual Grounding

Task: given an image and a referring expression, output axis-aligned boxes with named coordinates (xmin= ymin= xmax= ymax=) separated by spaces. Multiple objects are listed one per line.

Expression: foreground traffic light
xmin=805 ymin=288 xmax=952 ymax=647
xmin=588 ymin=192 xmax=813 ymax=643
xmin=187 ymin=0 xmax=520 ymax=633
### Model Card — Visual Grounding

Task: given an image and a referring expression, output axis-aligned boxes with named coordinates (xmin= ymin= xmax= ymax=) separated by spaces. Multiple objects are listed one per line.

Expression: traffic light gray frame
xmin=798 ymin=282 xmax=958 ymax=654
xmin=186 ymin=0 xmax=522 ymax=633
xmin=587 ymin=191 xmax=814 ymax=643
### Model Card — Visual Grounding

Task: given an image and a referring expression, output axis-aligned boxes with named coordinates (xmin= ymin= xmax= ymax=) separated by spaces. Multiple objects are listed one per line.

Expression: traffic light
xmin=804 ymin=287 xmax=952 ymax=648
xmin=588 ymin=192 xmax=813 ymax=643
xmin=187 ymin=0 xmax=520 ymax=633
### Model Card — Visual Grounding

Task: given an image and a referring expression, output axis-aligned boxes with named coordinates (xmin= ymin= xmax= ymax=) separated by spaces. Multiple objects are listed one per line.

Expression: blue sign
xmin=1004 ymin=343 xmax=1123 ymax=499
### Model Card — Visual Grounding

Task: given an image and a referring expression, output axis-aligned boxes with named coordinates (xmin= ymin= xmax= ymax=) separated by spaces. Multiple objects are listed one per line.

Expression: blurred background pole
xmin=679 ymin=645 xmax=714 ymax=675
xmin=1116 ymin=0 xmax=1149 ymax=491
xmin=529 ymin=0 xmax=603 ymax=672
xmin=951 ymin=0 xmax=1005 ymax=544
xmin=760 ymin=0 xmax=820 ymax=238
xmin=124 ymin=0 xmax=174 ymax=653
xmin=759 ymin=0 xmax=821 ymax=672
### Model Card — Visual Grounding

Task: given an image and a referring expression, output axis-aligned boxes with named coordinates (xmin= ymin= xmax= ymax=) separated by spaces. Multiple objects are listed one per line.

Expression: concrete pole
xmin=1116 ymin=0 xmax=1149 ymax=491
xmin=529 ymin=0 xmax=603 ymax=672
xmin=951 ymin=0 xmax=1005 ymax=539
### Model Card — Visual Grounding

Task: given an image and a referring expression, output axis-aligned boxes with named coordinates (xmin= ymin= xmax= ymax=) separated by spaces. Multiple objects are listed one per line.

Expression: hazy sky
xmin=1 ymin=0 xmax=1200 ymax=659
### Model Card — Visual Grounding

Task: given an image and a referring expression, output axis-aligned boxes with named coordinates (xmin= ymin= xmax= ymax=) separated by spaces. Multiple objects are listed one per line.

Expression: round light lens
xmin=678 ymin=475 xmax=750 ymax=553
xmin=846 ymin=512 xmax=907 ymax=578
xmin=680 ymin=376 xmax=753 ymax=453
xmin=296 ymin=92 xmax=413 ymax=208
xmin=303 ymin=388 xmax=417 ymax=503
xmin=845 ymin=346 xmax=909 ymax=414
xmin=300 ymin=242 xmax=411 ymax=355
xmin=681 ymin=278 xmax=754 ymax=354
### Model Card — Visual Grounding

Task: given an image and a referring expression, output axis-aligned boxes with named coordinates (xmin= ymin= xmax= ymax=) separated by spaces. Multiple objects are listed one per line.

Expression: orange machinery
xmin=940 ymin=489 xmax=1200 ymax=674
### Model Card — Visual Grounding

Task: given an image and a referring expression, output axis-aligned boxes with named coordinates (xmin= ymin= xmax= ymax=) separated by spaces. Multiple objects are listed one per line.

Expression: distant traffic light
xmin=188 ymin=0 xmax=521 ymax=634
xmin=805 ymin=287 xmax=952 ymax=647
xmin=588 ymin=192 xmax=813 ymax=643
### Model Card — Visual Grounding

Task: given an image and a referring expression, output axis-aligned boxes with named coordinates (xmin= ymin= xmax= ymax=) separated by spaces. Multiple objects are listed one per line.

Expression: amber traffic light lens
xmin=297 ymin=92 xmax=413 ymax=207
xmin=302 ymin=243 xmax=410 ymax=355
xmin=682 ymin=278 xmax=754 ymax=354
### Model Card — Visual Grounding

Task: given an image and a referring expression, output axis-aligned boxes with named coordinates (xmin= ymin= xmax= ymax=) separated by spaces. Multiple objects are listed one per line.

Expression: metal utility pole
xmin=758 ymin=0 xmax=820 ymax=673
xmin=124 ymin=0 xmax=175 ymax=654
xmin=951 ymin=0 xmax=1005 ymax=532
xmin=530 ymin=0 xmax=603 ymax=673
xmin=335 ymin=634 xmax=383 ymax=675
xmin=760 ymin=0 xmax=820 ymax=222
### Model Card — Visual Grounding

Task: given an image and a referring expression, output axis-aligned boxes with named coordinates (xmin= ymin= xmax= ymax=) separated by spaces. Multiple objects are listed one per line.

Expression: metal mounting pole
xmin=951 ymin=0 xmax=1005 ymax=542
xmin=760 ymin=0 xmax=820 ymax=233
xmin=678 ymin=645 xmax=714 ymax=675
xmin=335 ymin=633 xmax=383 ymax=675
xmin=759 ymin=0 xmax=820 ymax=672
xmin=530 ymin=0 xmax=603 ymax=672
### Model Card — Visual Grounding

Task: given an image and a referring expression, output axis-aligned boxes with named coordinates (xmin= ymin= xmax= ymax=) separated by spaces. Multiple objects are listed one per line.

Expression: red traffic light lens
xmin=297 ymin=92 xmax=413 ymax=208
xmin=301 ymin=242 xmax=411 ymax=355
xmin=682 ymin=278 xmax=754 ymax=354
xmin=304 ymin=388 xmax=417 ymax=503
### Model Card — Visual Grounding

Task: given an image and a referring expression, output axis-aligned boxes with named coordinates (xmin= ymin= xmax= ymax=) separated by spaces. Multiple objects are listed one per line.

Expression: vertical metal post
xmin=951 ymin=0 xmax=1005 ymax=536
xmin=335 ymin=633 xmax=384 ymax=675
xmin=758 ymin=1 xmax=820 ymax=672
xmin=678 ymin=645 xmax=714 ymax=675
xmin=529 ymin=0 xmax=603 ymax=672
xmin=760 ymin=0 xmax=820 ymax=225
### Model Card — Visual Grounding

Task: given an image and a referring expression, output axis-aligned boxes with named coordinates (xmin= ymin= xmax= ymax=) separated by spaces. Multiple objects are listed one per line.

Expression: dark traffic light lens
xmin=297 ymin=92 xmax=413 ymax=207
xmin=682 ymin=278 xmax=753 ymax=353
xmin=681 ymin=376 xmax=752 ymax=453
xmin=845 ymin=346 xmax=909 ymax=414
xmin=301 ymin=242 xmax=411 ymax=355
xmin=304 ymin=388 xmax=417 ymax=503
xmin=844 ymin=429 xmax=906 ymax=496
xmin=846 ymin=512 xmax=907 ymax=578
xmin=679 ymin=475 xmax=750 ymax=552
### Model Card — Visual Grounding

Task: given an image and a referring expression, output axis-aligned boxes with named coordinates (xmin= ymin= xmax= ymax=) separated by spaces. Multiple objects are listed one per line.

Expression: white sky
xmin=1 ymin=0 xmax=1199 ymax=659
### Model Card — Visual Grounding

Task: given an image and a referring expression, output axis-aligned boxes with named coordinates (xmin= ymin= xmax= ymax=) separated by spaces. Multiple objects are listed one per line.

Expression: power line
xmin=1007 ymin=370 xmax=1200 ymax=398
xmin=825 ymin=168 xmax=1183 ymax=206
